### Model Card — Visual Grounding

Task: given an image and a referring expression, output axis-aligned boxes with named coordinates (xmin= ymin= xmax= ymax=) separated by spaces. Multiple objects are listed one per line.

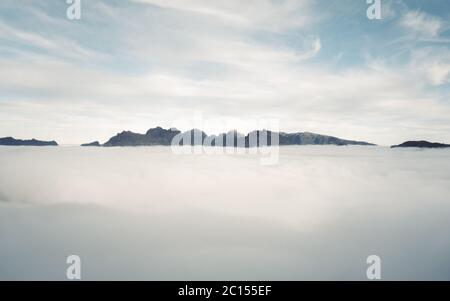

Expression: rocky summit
xmin=102 ymin=127 xmax=375 ymax=147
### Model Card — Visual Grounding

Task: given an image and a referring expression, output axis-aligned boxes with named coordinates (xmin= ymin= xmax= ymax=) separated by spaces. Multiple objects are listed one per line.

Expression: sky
xmin=0 ymin=0 xmax=449 ymax=145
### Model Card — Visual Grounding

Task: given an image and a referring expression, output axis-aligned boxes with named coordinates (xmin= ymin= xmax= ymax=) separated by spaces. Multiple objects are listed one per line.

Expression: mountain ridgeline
xmin=5 ymin=128 xmax=450 ymax=149
xmin=391 ymin=141 xmax=450 ymax=149
xmin=0 ymin=137 xmax=58 ymax=146
xmin=97 ymin=127 xmax=375 ymax=147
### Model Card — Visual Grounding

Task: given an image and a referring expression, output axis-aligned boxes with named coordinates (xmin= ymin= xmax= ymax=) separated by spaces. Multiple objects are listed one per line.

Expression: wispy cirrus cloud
xmin=130 ymin=0 xmax=316 ymax=31
xmin=399 ymin=10 xmax=444 ymax=38
xmin=410 ymin=47 xmax=450 ymax=86
xmin=0 ymin=19 xmax=106 ymax=61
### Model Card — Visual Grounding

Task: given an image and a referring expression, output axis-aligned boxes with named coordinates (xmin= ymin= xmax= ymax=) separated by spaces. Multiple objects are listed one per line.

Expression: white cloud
xmin=410 ymin=48 xmax=450 ymax=85
xmin=427 ymin=63 xmax=450 ymax=85
xmin=399 ymin=10 xmax=443 ymax=38
xmin=130 ymin=0 xmax=314 ymax=31
xmin=0 ymin=20 xmax=105 ymax=61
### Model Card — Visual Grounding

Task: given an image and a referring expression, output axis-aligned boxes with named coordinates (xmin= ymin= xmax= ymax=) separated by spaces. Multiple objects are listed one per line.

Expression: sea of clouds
xmin=1 ymin=146 xmax=450 ymax=280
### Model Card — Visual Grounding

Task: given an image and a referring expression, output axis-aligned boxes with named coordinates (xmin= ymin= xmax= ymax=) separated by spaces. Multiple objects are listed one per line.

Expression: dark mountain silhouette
xmin=391 ymin=141 xmax=450 ymax=148
xmin=81 ymin=141 xmax=101 ymax=147
xmin=0 ymin=137 xmax=58 ymax=146
xmin=279 ymin=132 xmax=373 ymax=146
xmin=102 ymin=127 xmax=375 ymax=147
xmin=171 ymin=129 xmax=208 ymax=146
xmin=103 ymin=127 xmax=181 ymax=147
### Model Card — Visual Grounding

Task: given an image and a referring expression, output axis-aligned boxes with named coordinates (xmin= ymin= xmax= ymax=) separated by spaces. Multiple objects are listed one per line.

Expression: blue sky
xmin=0 ymin=0 xmax=449 ymax=145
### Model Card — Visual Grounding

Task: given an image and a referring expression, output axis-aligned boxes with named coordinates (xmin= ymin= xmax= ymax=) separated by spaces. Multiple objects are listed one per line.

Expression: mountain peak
xmin=391 ymin=141 xmax=450 ymax=148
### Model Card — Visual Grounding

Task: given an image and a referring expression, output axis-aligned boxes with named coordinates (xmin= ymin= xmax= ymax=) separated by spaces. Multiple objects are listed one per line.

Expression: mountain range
xmin=3 ymin=128 xmax=449 ymax=148
xmin=97 ymin=127 xmax=375 ymax=147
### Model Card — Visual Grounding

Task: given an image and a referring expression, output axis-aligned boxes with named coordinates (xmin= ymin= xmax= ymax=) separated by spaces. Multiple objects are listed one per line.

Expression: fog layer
xmin=1 ymin=146 xmax=450 ymax=280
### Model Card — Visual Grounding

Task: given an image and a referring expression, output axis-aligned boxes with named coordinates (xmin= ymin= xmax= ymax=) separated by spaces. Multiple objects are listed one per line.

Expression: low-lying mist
xmin=1 ymin=146 xmax=450 ymax=280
